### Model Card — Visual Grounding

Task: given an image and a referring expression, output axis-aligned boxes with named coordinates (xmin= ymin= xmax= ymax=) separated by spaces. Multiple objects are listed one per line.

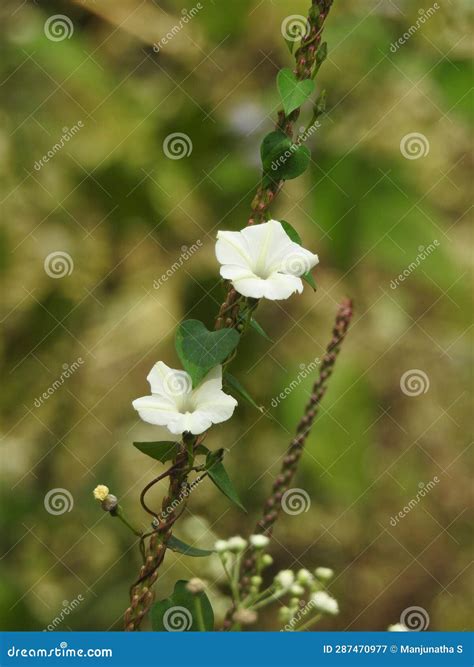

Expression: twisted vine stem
xmin=124 ymin=0 xmax=335 ymax=630
xmin=222 ymin=298 xmax=353 ymax=628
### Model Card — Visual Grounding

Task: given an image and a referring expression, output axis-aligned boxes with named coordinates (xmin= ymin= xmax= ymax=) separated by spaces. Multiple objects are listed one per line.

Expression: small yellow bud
xmin=93 ymin=485 xmax=109 ymax=502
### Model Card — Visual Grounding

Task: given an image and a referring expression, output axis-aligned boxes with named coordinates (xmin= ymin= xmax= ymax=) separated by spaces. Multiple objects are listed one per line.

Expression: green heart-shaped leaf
xmin=261 ymin=130 xmax=311 ymax=185
xmin=277 ymin=68 xmax=315 ymax=116
xmin=175 ymin=319 xmax=240 ymax=387
xmin=133 ymin=441 xmax=178 ymax=463
xmin=168 ymin=535 xmax=215 ymax=557
xmin=151 ymin=580 xmax=214 ymax=631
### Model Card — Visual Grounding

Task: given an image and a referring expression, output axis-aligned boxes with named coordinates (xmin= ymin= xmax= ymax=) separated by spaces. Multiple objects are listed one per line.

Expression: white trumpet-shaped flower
xmin=215 ymin=219 xmax=319 ymax=300
xmin=132 ymin=362 xmax=237 ymax=435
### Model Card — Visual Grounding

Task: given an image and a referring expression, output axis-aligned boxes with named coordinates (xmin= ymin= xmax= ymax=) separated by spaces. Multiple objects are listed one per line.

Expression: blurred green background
xmin=1 ymin=0 xmax=472 ymax=632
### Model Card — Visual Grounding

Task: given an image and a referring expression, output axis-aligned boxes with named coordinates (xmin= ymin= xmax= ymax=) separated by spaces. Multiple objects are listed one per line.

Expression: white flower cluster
xmin=132 ymin=220 xmax=319 ymax=435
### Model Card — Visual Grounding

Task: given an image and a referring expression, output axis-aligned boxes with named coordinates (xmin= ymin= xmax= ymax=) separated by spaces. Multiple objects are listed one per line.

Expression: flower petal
xmin=146 ymin=361 xmax=192 ymax=402
xmin=215 ymin=230 xmax=253 ymax=268
xmin=277 ymin=244 xmax=319 ymax=277
xmin=229 ymin=274 xmax=268 ymax=298
xmin=132 ymin=395 xmax=179 ymax=427
xmin=262 ymin=272 xmax=304 ymax=300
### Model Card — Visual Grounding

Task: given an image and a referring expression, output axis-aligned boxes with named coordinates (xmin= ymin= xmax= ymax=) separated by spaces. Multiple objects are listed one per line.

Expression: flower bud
xmin=296 ymin=568 xmax=313 ymax=585
xmin=278 ymin=606 xmax=291 ymax=622
xmin=274 ymin=570 xmax=294 ymax=590
xmin=388 ymin=623 xmax=408 ymax=632
xmin=314 ymin=566 xmax=334 ymax=581
xmin=227 ymin=536 xmax=247 ymax=552
xmin=249 ymin=534 xmax=270 ymax=549
xmin=101 ymin=494 xmax=118 ymax=512
xmin=232 ymin=609 xmax=257 ymax=626
xmin=186 ymin=578 xmax=206 ymax=594
xmin=214 ymin=539 xmax=229 ymax=553
xmin=261 ymin=554 xmax=273 ymax=567
xmin=250 ymin=576 xmax=262 ymax=587
xmin=93 ymin=485 xmax=109 ymax=502
xmin=290 ymin=584 xmax=304 ymax=597
xmin=311 ymin=591 xmax=339 ymax=615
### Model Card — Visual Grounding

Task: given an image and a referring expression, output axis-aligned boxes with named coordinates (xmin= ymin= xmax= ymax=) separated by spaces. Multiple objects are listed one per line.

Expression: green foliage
xmin=277 ymin=68 xmax=315 ymax=116
xmin=175 ymin=319 xmax=240 ymax=387
xmin=132 ymin=441 xmax=178 ymax=463
xmin=249 ymin=317 xmax=273 ymax=342
xmin=205 ymin=450 xmax=246 ymax=512
xmin=260 ymin=130 xmax=311 ymax=184
xmin=151 ymin=580 xmax=214 ymax=631
xmin=224 ymin=371 xmax=263 ymax=412
xmin=167 ymin=535 xmax=215 ymax=557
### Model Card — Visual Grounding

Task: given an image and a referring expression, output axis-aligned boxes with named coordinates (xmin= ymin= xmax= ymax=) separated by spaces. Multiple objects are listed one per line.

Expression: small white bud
xmin=311 ymin=591 xmax=339 ymax=615
xmin=227 ymin=536 xmax=247 ymax=552
xmin=214 ymin=539 xmax=229 ymax=553
xmin=290 ymin=584 xmax=304 ymax=596
xmin=315 ymin=566 xmax=334 ymax=581
xmin=261 ymin=554 xmax=273 ymax=567
xmin=186 ymin=578 xmax=206 ymax=594
xmin=249 ymin=534 xmax=270 ymax=549
xmin=388 ymin=623 xmax=408 ymax=632
xmin=296 ymin=568 xmax=313 ymax=585
xmin=278 ymin=606 xmax=291 ymax=622
xmin=274 ymin=570 xmax=294 ymax=590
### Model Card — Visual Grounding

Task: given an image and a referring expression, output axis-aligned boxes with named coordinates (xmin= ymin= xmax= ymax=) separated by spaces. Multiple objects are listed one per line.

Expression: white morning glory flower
xmin=215 ymin=219 xmax=319 ymax=300
xmin=132 ymin=362 xmax=237 ymax=435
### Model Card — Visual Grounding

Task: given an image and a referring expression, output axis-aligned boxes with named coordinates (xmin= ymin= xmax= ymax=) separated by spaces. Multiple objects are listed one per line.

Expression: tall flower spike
xmin=133 ymin=362 xmax=237 ymax=435
xmin=216 ymin=220 xmax=318 ymax=300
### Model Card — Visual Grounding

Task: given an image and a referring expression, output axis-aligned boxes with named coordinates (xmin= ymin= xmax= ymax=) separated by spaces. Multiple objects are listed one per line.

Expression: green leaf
xmin=133 ymin=441 xmax=178 ymax=463
xmin=206 ymin=451 xmax=246 ymax=512
xmin=175 ymin=319 xmax=240 ymax=388
xmin=168 ymin=535 xmax=215 ymax=557
xmin=194 ymin=444 xmax=210 ymax=457
xmin=277 ymin=68 xmax=315 ymax=116
xmin=151 ymin=580 xmax=214 ymax=631
xmin=260 ymin=130 xmax=292 ymax=173
xmin=260 ymin=131 xmax=311 ymax=184
xmin=224 ymin=372 xmax=263 ymax=413
xmin=303 ymin=272 xmax=317 ymax=291
xmin=280 ymin=220 xmax=302 ymax=245
xmin=280 ymin=221 xmax=317 ymax=291
xmin=250 ymin=317 xmax=273 ymax=342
